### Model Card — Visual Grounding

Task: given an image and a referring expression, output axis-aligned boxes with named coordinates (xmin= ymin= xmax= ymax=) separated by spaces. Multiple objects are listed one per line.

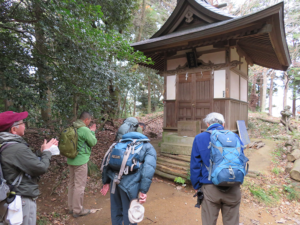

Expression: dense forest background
xmin=1 ymin=0 xmax=300 ymax=128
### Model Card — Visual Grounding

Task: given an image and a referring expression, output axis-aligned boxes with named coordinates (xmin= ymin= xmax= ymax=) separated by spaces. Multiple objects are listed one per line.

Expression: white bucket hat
xmin=128 ymin=199 xmax=145 ymax=223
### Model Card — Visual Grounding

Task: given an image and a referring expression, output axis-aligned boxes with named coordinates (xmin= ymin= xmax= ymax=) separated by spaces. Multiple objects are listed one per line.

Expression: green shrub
xmin=248 ymin=121 xmax=255 ymax=129
xmin=249 ymin=185 xmax=279 ymax=205
xmin=186 ymin=167 xmax=191 ymax=181
xmin=174 ymin=177 xmax=186 ymax=185
xmin=272 ymin=167 xmax=281 ymax=175
xmin=88 ymin=160 xmax=100 ymax=178
xmin=37 ymin=216 xmax=49 ymax=225
xmin=283 ymin=185 xmax=300 ymax=201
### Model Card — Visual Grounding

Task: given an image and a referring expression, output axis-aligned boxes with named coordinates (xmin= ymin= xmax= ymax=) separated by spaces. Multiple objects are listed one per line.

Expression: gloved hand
xmin=139 ymin=192 xmax=147 ymax=204
xmin=100 ymin=184 xmax=110 ymax=196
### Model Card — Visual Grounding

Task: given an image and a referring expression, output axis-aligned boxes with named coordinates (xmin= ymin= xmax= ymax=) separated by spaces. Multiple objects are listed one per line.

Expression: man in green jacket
xmin=67 ymin=112 xmax=97 ymax=218
xmin=0 ymin=111 xmax=58 ymax=225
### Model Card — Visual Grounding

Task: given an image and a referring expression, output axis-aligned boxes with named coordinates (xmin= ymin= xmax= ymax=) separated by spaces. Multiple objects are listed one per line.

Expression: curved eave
xmin=269 ymin=4 xmax=291 ymax=68
xmin=151 ymin=0 xmax=233 ymax=38
xmin=131 ymin=2 xmax=291 ymax=71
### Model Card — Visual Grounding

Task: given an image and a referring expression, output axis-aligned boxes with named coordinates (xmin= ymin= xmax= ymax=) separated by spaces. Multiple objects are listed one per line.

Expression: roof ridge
xmin=194 ymin=0 xmax=234 ymax=18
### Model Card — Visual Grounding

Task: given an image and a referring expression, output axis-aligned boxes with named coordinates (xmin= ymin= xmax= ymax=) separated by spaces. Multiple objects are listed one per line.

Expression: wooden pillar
xmin=163 ymin=72 xmax=167 ymax=128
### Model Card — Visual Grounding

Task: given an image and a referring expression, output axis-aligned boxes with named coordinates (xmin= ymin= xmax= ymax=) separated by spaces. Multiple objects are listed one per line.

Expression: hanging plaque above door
xmin=186 ymin=52 xmax=197 ymax=68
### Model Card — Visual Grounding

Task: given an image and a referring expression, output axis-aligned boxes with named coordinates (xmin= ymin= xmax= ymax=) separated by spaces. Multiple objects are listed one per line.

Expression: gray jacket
xmin=0 ymin=132 xmax=52 ymax=198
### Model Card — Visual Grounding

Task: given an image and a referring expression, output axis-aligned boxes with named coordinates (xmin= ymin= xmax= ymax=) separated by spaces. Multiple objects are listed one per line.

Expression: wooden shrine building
xmin=132 ymin=0 xmax=291 ymax=133
xmin=131 ymin=0 xmax=291 ymax=180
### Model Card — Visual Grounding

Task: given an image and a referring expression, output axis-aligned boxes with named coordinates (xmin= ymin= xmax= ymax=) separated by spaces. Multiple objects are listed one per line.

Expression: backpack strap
xmin=78 ymin=142 xmax=87 ymax=153
xmin=0 ymin=142 xmax=18 ymax=153
xmin=11 ymin=173 xmax=23 ymax=187
xmin=204 ymin=130 xmax=212 ymax=134
xmin=100 ymin=143 xmax=117 ymax=172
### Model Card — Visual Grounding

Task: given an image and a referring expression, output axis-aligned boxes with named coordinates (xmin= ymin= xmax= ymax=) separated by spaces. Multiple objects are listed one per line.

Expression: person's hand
xmin=100 ymin=184 xmax=109 ymax=196
xmin=139 ymin=192 xmax=147 ymax=204
xmin=41 ymin=138 xmax=58 ymax=151
xmin=89 ymin=123 xmax=96 ymax=132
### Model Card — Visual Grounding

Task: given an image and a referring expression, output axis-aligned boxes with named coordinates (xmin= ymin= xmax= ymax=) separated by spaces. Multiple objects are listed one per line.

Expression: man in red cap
xmin=0 ymin=111 xmax=58 ymax=225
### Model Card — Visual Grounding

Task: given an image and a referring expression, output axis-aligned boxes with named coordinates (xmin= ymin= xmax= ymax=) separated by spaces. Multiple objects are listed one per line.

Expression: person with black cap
xmin=0 ymin=111 xmax=58 ymax=225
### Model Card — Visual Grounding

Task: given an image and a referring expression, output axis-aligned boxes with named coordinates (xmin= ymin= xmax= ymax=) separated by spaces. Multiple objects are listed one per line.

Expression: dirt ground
xmin=38 ymin=178 xmax=292 ymax=225
xmin=37 ymin=137 xmax=300 ymax=225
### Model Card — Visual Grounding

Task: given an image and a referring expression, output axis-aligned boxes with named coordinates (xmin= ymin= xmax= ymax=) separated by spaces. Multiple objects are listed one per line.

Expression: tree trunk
xmin=73 ymin=95 xmax=78 ymax=120
xmin=35 ymin=4 xmax=51 ymax=124
xmin=109 ymin=81 xmax=119 ymax=116
xmin=261 ymin=69 xmax=267 ymax=112
xmin=283 ymin=72 xmax=289 ymax=108
xmin=136 ymin=0 xmax=146 ymax=42
xmin=116 ymin=93 xmax=121 ymax=118
xmin=249 ymin=75 xmax=258 ymax=111
xmin=121 ymin=91 xmax=129 ymax=117
xmin=258 ymin=76 xmax=263 ymax=109
xmin=292 ymin=83 xmax=296 ymax=117
xmin=3 ymin=81 xmax=12 ymax=111
xmin=133 ymin=94 xmax=136 ymax=116
xmin=269 ymin=71 xmax=274 ymax=116
xmin=148 ymin=76 xmax=151 ymax=114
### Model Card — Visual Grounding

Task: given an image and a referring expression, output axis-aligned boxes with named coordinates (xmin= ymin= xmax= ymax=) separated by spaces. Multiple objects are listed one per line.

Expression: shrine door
xmin=178 ymin=71 xmax=211 ymax=127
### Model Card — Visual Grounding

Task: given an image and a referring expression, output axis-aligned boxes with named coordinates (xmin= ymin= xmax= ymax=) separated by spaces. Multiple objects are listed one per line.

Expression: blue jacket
xmin=190 ymin=124 xmax=244 ymax=190
xmin=102 ymin=132 xmax=157 ymax=200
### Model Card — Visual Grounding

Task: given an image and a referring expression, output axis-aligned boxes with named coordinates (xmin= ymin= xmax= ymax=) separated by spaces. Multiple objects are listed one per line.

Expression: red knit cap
xmin=0 ymin=111 xmax=28 ymax=132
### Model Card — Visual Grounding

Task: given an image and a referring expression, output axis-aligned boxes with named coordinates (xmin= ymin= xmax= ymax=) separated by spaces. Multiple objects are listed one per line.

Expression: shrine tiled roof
xmin=194 ymin=0 xmax=234 ymax=19
xmin=131 ymin=2 xmax=290 ymax=71
xmin=131 ymin=17 xmax=237 ymax=47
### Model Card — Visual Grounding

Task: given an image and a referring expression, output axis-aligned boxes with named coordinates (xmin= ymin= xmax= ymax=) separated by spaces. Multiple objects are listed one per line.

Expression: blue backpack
xmin=206 ymin=130 xmax=249 ymax=186
xmin=101 ymin=132 xmax=149 ymax=193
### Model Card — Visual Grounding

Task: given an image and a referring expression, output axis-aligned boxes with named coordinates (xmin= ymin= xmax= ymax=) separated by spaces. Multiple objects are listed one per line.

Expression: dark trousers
xmin=201 ymin=184 xmax=241 ymax=225
xmin=110 ymin=184 xmax=137 ymax=225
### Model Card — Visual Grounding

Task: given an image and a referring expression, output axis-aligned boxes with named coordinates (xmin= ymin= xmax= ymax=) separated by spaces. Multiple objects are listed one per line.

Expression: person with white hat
xmin=100 ymin=131 xmax=156 ymax=225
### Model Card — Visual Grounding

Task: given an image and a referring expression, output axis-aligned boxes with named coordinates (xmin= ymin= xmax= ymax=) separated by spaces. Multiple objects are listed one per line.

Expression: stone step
xmin=157 ymin=156 xmax=190 ymax=167
xmin=157 ymin=160 xmax=189 ymax=171
xmin=155 ymin=170 xmax=177 ymax=181
xmin=160 ymin=153 xmax=190 ymax=162
xmin=156 ymin=164 xmax=188 ymax=178
xmin=161 ymin=143 xmax=192 ymax=155
xmin=155 ymin=169 xmax=190 ymax=183
xmin=163 ymin=133 xmax=194 ymax=145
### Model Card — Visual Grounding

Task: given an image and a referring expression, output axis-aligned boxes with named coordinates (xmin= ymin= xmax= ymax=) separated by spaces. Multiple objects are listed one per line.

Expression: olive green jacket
xmin=0 ymin=132 xmax=52 ymax=198
xmin=67 ymin=119 xmax=97 ymax=166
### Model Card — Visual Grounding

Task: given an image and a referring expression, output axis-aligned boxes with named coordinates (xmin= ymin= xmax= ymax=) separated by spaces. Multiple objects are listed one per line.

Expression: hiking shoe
xmin=73 ymin=209 xmax=90 ymax=218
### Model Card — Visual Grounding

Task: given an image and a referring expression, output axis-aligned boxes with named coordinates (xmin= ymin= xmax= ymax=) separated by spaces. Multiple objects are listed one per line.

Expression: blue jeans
xmin=110 ymin=184 xmax=137 ymax=225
